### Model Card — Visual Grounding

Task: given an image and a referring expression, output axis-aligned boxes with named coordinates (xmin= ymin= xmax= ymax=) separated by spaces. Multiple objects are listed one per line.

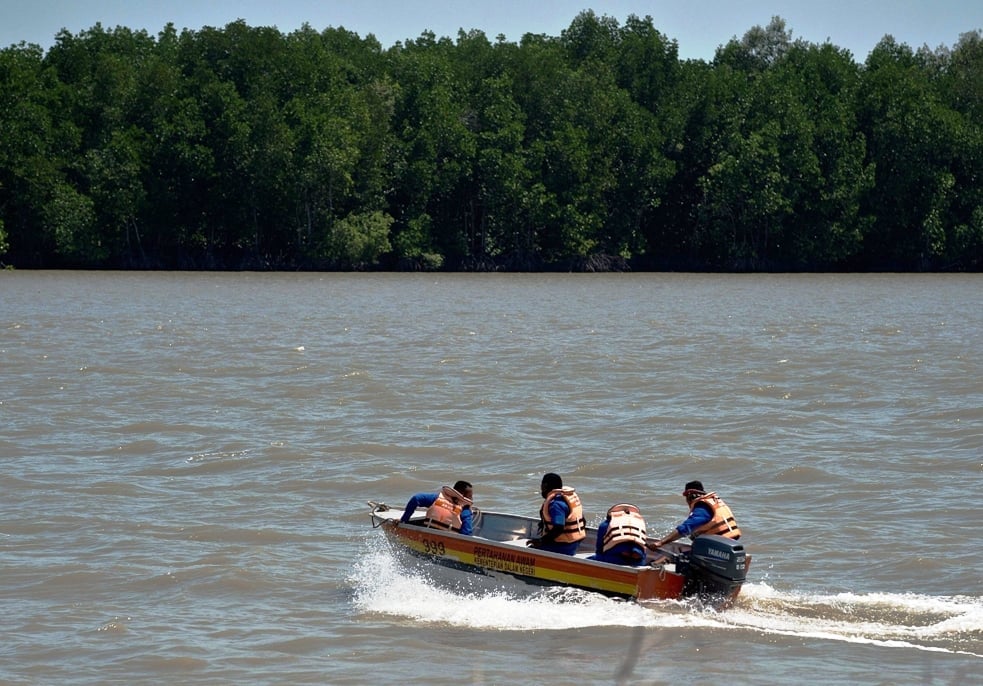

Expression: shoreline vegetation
xmin=0 ymin=12 xmax=981 ymax=272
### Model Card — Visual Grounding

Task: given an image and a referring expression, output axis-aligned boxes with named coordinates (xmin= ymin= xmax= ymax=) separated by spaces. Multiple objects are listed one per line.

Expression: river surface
xmin=1 ymin=271 xmax=980 ymax=685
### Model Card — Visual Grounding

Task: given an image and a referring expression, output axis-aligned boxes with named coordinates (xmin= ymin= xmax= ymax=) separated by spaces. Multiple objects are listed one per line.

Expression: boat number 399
xmin=422 ymin=539 xmax=446 ymax=556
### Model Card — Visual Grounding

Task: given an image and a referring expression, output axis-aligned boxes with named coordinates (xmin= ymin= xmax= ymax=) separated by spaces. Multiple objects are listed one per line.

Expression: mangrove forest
xmin=1 ymin=12 xmax=981 ymax=271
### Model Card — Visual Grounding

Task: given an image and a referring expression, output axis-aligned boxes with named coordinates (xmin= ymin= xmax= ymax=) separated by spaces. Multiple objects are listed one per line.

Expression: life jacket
xmin=424 ymin=485 xmax=472 ymax=533
xmin=689 ymin=492 xmax=741 ymax=539
xmin=540 ymin=487 xmax=586 ymax=543
xmin=601 ymin=503 xmax=647 ymax=553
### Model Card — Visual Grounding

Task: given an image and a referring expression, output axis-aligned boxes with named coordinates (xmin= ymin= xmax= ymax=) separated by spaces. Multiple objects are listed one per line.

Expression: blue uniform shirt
xmin=675 ymin=502 xmax=713 ymax=538
xmin=400 ymin=492 xmax=473 ymax=535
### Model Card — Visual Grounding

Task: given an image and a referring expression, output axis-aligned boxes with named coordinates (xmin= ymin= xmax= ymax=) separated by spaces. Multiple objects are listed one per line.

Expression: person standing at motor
xmin=646 ymin=480 xmax=741 ymax=552
xmin=400 ymin=480 xmax=474 ymax=535
xmin=527 ymin=473 xmax=586 ymax=555
xmin=589 ymin=503 xmax=648 ymax=566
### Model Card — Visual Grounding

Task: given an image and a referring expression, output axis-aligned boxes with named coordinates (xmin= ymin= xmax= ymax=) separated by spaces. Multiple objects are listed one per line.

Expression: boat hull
xmin=387 ymin=520 xmax=686 ymax=600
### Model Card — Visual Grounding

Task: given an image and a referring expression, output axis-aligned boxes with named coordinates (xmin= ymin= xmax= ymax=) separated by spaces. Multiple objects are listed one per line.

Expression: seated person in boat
xmin=589 ymin=503 xmax=647 ymax=566
xmin=400 ymin=480 xmax=474 ymax=535
xmin=646 ymin=480 xmax=741 ymax=553
xmin=527 ymin=473 xmax=586 ymax=555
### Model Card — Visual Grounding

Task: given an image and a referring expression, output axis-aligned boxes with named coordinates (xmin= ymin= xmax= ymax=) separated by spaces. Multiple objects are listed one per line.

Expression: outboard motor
xmin=679 ymin=535 xmax=747 ymax=600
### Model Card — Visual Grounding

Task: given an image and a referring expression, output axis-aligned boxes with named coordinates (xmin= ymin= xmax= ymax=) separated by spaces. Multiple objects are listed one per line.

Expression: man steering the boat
xmin=400 ymin=480 xmax=474 ymax=535
xmin=646 ymin=480 xmax=741 ymax=552
xmin=527 ymin=473 xmax=586 ymax=555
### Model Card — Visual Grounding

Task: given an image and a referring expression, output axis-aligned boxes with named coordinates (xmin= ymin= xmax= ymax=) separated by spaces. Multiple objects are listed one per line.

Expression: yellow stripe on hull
xmin=390 ymin=524 xmax=684 ymax=600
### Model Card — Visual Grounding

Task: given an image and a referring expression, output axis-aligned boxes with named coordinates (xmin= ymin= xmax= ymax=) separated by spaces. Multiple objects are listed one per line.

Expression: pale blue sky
xmin=2 ymin=1 xmax=981 ymax=61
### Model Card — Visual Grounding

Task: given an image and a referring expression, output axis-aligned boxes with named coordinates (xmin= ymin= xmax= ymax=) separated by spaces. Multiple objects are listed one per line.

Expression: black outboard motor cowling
xmin=680 ymin=535 xmax=747 ymax=600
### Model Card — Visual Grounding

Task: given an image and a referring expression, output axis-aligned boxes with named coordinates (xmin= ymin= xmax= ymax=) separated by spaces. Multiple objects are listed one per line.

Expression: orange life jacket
xmin=690 ymin=492 xmax=741 ymax=539
xmin=424 ymin=485 xmax=472 ymax=533
xmin=540 ymin=487 xmax=586 ymax=543
xmin=601 ymin=503 xmax=647 ymax=553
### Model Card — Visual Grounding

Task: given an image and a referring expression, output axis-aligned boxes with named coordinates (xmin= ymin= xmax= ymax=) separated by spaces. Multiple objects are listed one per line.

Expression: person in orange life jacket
xmin=526 ymin=473 xmax=586 ymax=555
xmin=588 ymin=503 xmax=647 ymax=566
xmin=645 ymin=480 xmax=741 ymax=552
xmin=400 ymin=480 xmax=474 ymax=535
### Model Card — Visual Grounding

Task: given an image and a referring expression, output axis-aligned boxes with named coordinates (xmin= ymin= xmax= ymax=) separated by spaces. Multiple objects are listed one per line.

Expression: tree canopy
xmin=1 ymin=13 xmax=980 ymax=271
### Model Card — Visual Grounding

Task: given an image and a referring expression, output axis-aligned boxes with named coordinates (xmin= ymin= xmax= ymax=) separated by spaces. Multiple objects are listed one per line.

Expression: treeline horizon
xmin=1 ymin=12 xmax=981 ymax=272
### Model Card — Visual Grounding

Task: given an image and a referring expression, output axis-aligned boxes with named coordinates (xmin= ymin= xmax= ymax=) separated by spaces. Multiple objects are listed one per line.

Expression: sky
xmin=2 ymin=1 xmax=981 ymax=62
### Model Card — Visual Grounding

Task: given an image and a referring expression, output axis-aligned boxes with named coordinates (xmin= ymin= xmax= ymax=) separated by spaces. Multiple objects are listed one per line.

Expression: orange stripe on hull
xmin=389 ymin=524 xmax=686 ymax=601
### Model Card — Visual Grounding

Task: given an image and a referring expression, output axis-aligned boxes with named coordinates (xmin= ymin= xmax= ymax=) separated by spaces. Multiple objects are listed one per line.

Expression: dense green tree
xmin=470 ymin=72 xmax=533 ymax=266
xmin=321 ymin=209 xmax=392 ymax=268
xmin=0 ymin=42 xmax=86 ymax=265
xmin=928 ymin=32 xmax=983 ymax=269
xmin=0 ymin=14 xmax=979 ymax=270
xmin=646 ymin=58 xmax=727 ymax=266
xmin=560 ymin=10 xmax=620 ymax=66
xmin=858 ymin=37 xmax=979 ymax=269
xmin=613 ymin=14 xmax=680 ymax=114
xmin=691 ymin=23 xmax=876 ymax=270
xmin=944 ymin=31 xmax=983 ymax=123
xmin=784 ymin=43 xmax=873 ymax=267
xmin=387 ymin=31 xmax=478 ymax=267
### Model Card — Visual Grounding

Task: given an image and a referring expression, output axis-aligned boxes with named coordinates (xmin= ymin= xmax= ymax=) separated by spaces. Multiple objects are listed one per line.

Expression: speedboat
xmin=368 ymin=501 xmax=749 ymax=606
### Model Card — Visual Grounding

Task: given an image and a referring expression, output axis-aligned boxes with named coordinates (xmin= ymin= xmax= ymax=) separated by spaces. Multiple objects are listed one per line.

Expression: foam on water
xmin=351 ymin=545 xmax=982 ymax=657
xmin=721 ymin=583 xmax=983 ymax=655
xmin=351 ymin=548 xmax=701 ymax=630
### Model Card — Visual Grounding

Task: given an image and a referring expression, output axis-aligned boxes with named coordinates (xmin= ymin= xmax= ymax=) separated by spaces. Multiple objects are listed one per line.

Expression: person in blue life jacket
xmin=526 ymin=473 xmax=586 ymax=555
xmin=588 ymin=503 xmax=648 ymax=566
xmin=645 ymin=480 xmax=742 ymax=553
xmin=400 ymin=480 xmax=474 ymax=535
